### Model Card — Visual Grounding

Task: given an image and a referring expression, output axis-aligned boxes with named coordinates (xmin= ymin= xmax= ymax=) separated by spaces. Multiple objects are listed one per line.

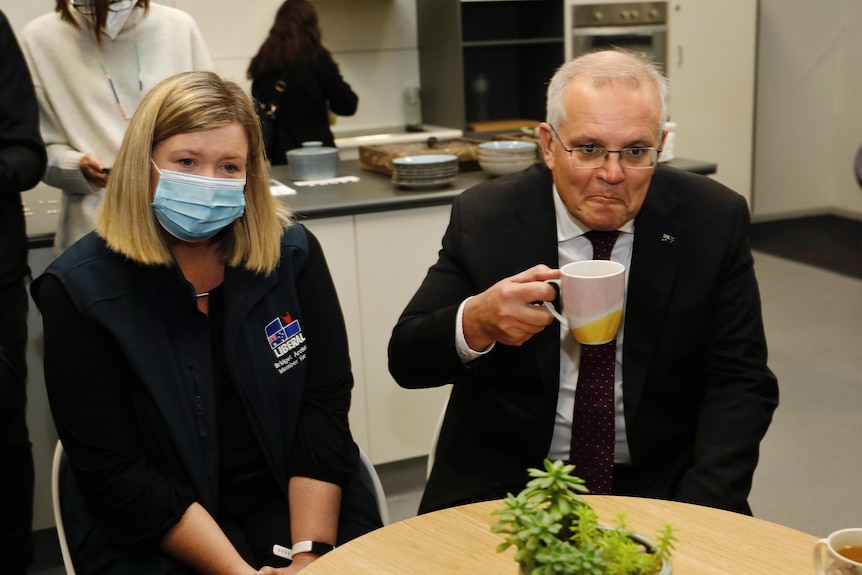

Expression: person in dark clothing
xmin=0 ymin=9 xmax=48 ymax=575
xmin=248 ymin=0 xmax=358 ymax=165
xmin=31 ymin=71 xmax=379 ymax=575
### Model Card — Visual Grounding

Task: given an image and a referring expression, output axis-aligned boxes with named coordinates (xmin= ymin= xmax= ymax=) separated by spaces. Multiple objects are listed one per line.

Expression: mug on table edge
xmin=813 ymin=528 xmax=862 ymax=575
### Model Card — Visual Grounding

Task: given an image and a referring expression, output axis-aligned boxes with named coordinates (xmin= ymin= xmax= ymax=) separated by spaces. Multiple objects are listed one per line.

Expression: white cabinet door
xmin=354 ymin=207 xmax=453 ymax=464
xmin=301 ymin=217 xmax=370 ymax=452
xmin=667 ymin=0 xmax=758 ymax=202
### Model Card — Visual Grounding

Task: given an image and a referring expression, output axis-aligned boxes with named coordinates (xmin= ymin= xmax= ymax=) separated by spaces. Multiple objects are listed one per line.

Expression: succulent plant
xmin=491 ymin=460 xmax=676 ymax=575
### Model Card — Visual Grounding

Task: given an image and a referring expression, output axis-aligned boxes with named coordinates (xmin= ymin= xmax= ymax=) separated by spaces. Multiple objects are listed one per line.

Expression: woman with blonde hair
xmin=32 ymin=70 xmax=380 ymax=575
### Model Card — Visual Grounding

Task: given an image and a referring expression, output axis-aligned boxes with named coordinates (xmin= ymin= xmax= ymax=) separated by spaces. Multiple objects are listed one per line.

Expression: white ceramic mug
xmin=814 ymin=528 xmax=862 ymax=575
xmin=543 ymin=260 xmax=626 ymax=345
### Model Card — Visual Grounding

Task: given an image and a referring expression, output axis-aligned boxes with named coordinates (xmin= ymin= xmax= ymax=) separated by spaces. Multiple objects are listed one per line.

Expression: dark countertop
xmin=274 ymin=157 xmax=717 ymax=221
xmin=27 ymin=158 xmax=716 ymax=249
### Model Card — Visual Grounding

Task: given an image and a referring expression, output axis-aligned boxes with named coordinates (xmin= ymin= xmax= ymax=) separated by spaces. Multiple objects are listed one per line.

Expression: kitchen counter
xmin=272 ymin=157 xmax=717 ymax=221
xmin=26 ymin=158 xmax=716 ymax=248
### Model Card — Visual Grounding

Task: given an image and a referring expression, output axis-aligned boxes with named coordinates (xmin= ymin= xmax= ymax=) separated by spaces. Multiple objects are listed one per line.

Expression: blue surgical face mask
xmin=151 ymin=160 xmax=247 ymax=243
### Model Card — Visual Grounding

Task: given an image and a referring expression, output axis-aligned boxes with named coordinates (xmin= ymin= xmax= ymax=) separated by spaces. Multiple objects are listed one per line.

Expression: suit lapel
xmin=622 ymin=172 xmax=681 ymax=424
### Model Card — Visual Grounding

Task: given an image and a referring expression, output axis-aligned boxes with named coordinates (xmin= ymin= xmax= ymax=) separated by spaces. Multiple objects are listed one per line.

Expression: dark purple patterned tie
xmin=569 ymin=229 xmax=620 ymax=494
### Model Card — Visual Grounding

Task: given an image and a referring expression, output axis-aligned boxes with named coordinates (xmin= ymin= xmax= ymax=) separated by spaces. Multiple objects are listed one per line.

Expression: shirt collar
xmin=553 ymin=184 xmax=635 ymax=242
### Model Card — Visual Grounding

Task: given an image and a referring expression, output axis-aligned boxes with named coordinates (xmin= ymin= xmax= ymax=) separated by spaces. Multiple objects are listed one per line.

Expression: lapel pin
xmin=661 ymin=233 xmax=676 ymax=244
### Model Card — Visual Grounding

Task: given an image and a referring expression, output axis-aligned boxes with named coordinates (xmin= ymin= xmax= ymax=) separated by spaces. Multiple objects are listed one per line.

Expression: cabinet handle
xmin=677 ymin=45 xmax=683 ymax=67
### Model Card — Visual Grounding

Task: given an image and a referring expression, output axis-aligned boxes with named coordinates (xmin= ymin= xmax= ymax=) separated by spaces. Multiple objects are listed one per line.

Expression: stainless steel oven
xmin=567 ymin=1 xmax=668 ymax=72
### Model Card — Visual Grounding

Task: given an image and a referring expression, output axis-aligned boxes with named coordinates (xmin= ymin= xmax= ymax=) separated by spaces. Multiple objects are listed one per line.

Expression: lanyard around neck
xmin=96 ymin=27 xmax=142 ymax=120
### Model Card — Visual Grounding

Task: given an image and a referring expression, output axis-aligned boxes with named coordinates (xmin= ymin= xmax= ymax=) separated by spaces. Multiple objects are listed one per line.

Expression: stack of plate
xmin=391 ymin=154 xmax=459 ymax=190
xmin=477 ymin=141 xmax=538 ymax=176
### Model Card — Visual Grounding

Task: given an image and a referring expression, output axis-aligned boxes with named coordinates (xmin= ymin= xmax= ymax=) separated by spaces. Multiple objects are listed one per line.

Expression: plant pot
xmin=517 ymin=530 xmax=673 ymax=575
xmin=627 ymin=531 xmax=673 ymax=575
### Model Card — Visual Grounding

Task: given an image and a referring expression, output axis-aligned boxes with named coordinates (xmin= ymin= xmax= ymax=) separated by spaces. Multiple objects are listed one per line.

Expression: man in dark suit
xmin=388 ymin=50 xmax=778 ymax=516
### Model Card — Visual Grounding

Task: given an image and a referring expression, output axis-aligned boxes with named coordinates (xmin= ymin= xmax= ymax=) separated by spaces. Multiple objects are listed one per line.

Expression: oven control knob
xmin=621 ymin=10 xmax=630 ymax=20
xmin=592 ymin=10 xmax=604 ymax=22
xmin=631 ymin=10 xmax=640 ymax=20
xmin=648 ymin=8 xmax=659 ymax=19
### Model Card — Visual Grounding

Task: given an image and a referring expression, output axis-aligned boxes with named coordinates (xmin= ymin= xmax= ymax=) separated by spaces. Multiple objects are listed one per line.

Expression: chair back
xmin=51 ymin=440 xmax=76 ymax=575
xmin=357 ymin=446 xmax=390 ymax=525
xmin=426 ymin=394 xmax=450 ymax=479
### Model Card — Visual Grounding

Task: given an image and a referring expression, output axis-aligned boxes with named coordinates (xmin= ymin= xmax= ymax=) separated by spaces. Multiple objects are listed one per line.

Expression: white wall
xmin=753 ymin=0 xmax=862 ymax=218
xmin=832 ymin=1 xmax=862 ymax=215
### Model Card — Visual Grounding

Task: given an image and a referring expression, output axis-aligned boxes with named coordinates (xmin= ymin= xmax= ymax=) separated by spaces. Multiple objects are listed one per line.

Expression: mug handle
xmin=813 ymin=538 xmax=829 ymax=575
xmin=543 ymin=279 xmax=568 ymax=327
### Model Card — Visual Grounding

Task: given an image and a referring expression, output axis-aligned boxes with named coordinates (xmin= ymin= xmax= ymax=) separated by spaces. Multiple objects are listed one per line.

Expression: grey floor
xmin=30 ymin=250 xmax=862 ymax=574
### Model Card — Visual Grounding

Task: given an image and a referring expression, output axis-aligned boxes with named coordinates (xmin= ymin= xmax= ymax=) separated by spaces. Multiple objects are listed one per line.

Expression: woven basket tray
xmin=359 ymin=137 xmax=483 ymax=176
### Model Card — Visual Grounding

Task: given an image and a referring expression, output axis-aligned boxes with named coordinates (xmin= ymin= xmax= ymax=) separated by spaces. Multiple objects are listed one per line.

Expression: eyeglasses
xmin=549 ymin=125 xmax=661 ymax=170
xmin=72 ymin=0 xmax=135 ymax=16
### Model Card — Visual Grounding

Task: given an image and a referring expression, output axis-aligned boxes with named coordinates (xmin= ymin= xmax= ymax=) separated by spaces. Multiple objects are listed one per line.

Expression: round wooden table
xmin=301 ymin=496 xmax=817 ymax=574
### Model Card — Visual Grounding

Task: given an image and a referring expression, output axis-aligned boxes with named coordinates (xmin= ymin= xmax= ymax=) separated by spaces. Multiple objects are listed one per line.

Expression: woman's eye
xmin=178 ymin=158 xmax=195 ymax=168
xmin=222 ymin=163 xmax=239 ymax=173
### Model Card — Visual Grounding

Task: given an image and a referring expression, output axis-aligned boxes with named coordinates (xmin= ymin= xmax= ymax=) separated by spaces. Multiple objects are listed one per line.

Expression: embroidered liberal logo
xmin=265 ymin=312 xmax=306 ymax=359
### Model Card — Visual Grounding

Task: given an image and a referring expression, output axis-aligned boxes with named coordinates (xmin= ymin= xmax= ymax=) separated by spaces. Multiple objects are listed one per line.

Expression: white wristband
xmin=273 ymin=541 xmax=336 ymax=560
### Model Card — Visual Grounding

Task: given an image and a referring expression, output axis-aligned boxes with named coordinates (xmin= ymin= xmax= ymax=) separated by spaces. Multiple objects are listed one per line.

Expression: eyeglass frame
xmin=72 ymin=0 xmax=135 ymax=16
xmin=547 ymin=124 xmax=662 ymax=170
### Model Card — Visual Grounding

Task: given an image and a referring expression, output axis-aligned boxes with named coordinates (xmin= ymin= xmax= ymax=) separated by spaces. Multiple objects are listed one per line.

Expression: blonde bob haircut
xmin=96 ymin=71 xmax=292 ymax=276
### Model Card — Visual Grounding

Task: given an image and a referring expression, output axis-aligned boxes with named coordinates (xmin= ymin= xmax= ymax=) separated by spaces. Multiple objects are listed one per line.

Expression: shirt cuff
xmin=455 ymin=296 xmax=495 ymax=362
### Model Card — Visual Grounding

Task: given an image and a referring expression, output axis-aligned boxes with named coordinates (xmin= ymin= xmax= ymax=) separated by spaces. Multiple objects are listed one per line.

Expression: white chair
xmin=357 ymin=446 xmax=390 ymax=525
xmin=51 ymin=439 xmax=389 ymax=575
xmin=51 ymin=440 xmax=76 ymax=575
xmin=426 ymin=394 xmax=450 ymax=479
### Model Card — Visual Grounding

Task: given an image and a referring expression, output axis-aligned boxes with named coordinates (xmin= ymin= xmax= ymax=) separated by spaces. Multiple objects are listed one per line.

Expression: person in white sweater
xmin=21 ymin=0 xmax=212 ymax=254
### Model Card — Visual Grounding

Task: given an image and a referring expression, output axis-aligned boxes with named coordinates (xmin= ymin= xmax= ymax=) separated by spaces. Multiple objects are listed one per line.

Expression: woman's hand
xmin=79 ymin=153 xmax=109 ymax=188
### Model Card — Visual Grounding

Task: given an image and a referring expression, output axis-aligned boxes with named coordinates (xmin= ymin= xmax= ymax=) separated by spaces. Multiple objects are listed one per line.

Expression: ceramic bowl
xmin=477 ymin=140 xmax=537 ymax=175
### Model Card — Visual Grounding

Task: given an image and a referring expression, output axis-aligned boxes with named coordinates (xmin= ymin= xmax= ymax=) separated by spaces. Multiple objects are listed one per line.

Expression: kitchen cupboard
xmin=303 ymin=206 xmax=452 ymax=464
xmin=299 ymin=216 xmax=370 ymax=451
xmin=665 ymin=0 xmax=758 ymax=202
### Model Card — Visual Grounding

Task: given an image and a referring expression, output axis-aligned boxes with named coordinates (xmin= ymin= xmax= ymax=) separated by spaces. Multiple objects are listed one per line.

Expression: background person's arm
xmin=0 ymin=11 xmax=46 ymax=195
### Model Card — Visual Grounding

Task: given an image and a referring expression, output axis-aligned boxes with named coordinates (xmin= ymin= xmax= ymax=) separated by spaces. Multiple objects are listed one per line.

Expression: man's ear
xmin=539 ymin=122 xmax=556 ymax=170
